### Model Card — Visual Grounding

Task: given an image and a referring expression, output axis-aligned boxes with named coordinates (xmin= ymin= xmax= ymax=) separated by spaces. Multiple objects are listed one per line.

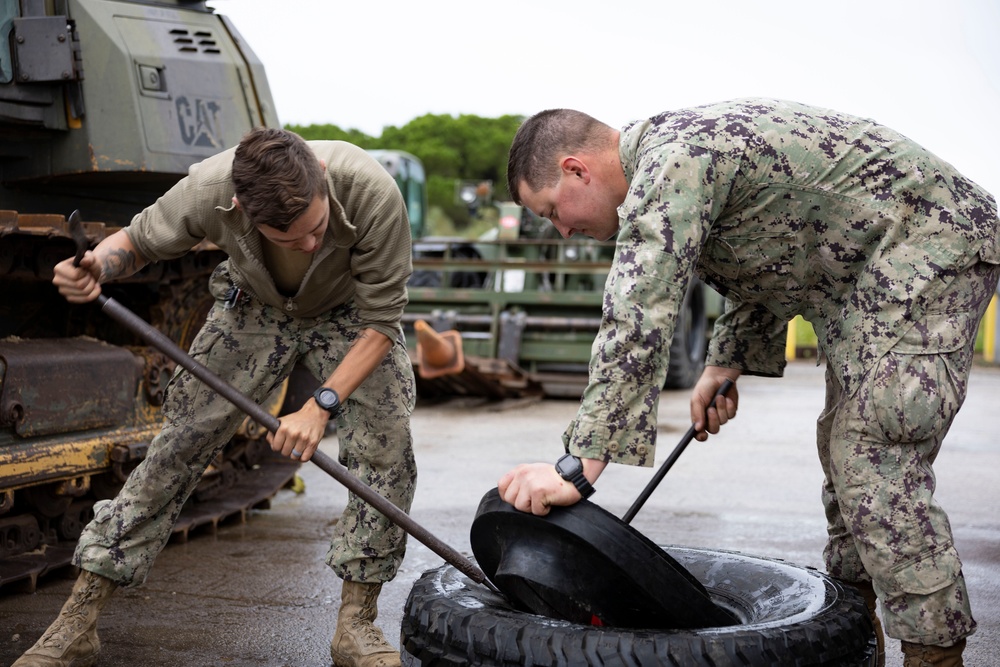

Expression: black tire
xmin=664 ymin=279 xmax=708 ymax=390
xmin=408 ymin=269 xmax=444 ymax=288
xmin=400 ymin=546 xmax=876 ymax=667
xmin=408 ymin=244 xmax=486 ymax=289
xmin=446 ymin=245 xmax=486 ymax=289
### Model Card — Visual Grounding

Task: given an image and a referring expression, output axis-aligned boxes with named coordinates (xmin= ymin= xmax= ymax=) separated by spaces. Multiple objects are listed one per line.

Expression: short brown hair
xmin=232 ymin=127 xmax=326 ymax=231
xmin=506 ymin=109 xmax=611 ymax=205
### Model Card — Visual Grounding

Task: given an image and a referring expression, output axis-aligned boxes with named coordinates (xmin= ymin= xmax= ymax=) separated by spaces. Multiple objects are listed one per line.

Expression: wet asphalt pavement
xmin=1 ymin=361 xmax=998 ymax=666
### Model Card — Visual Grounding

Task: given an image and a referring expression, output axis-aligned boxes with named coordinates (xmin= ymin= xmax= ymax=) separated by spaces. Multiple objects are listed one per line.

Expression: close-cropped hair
xmin=232 ymin=127 xmax=327 ymax=231
xmin=506 ymin=109 xmax=611 ymax=204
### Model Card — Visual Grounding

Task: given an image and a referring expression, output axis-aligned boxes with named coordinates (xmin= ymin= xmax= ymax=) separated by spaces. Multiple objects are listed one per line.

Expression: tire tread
xmin=401 ymin=547 xmax=876 ymax=666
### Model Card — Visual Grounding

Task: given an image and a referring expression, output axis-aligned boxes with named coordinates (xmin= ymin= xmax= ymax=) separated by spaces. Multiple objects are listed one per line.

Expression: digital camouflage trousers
xmin=74 ymin=281 xmax=416 ymax=588
xmin=819 ymin=258 xmax=1000 ymax=647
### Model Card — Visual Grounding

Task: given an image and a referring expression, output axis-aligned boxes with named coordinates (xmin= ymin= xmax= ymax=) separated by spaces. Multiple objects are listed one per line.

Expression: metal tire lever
xmin=68 ymin=210 xmax=88 ymax=268
xmin=622 ymin=378 xmax=735 ymax=523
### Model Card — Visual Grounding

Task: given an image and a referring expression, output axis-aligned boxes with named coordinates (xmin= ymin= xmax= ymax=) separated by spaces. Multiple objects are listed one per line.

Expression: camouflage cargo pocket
xmin=888 ymin=542 xmax=962 ymax=596
xmin=872 ymin=313 xmax=970 ymax=444
xmin=89 ymin=499 xmax=113 ymax=526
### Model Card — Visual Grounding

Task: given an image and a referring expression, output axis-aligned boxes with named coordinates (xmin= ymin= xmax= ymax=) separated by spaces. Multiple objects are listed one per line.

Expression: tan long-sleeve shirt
xmin=125 ymin=140 xmax=412 ymax=340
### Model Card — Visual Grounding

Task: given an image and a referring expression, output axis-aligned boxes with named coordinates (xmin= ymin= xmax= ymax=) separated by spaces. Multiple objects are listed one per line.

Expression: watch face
xmin=555 ymin=454 xmax=581 ymax=477
xmin=316 ymin=388 xmax=338 ymax=409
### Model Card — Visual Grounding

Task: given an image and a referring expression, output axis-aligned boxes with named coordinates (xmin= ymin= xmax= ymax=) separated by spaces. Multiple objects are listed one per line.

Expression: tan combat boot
xmin=13 ymin=569 xmax=118 ymax=667
xmin=854 ymin=580 xmax=885 ymax=667
xmin=901 ymin=638 xmax=966 ymax=667
xmin=330 ymin=580 xmax=400 ymax=667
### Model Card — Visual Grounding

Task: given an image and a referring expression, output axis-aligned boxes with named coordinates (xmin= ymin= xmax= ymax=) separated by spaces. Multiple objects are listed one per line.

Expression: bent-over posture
xmin=16 ymin=128 xmax=416 ymax=667
xmin=499 ymin=99 xmax=1000 ymax=667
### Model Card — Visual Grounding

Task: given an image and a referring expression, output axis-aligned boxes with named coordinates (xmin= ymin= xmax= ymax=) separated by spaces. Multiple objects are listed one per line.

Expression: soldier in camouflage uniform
xmin=498 ymin=99 xmax=1000 ymax=666
xmin=16 ymin=128 xmax=416 ymax=667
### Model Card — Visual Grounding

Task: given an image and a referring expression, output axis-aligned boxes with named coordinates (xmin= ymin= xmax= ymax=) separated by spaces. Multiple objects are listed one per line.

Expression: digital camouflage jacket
xmin=565 ymin=98 xmax=1000 ymax=467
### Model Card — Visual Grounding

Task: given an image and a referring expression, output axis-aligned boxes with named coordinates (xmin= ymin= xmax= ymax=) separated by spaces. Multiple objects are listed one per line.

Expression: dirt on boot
xmin=902 ymin=638 xmax=967 ymax=667
xmin=330 ymin=580 xmax=400 ymax=667
xmin=12 ymin=570 xmax=118 ymax=667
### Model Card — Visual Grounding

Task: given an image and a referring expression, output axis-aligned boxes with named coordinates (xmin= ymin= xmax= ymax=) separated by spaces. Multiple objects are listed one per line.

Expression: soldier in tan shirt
xmin=17 ymin=128 xmax=415 ymax=667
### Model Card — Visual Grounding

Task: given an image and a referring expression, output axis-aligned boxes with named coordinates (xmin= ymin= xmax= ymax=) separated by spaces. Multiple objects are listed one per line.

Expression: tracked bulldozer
xmin=0 ymin=0 xmax=293 ymax=593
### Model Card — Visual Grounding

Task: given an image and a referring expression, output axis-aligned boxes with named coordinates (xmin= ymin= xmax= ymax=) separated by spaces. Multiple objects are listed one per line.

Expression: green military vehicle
xmin=368 ymin=150 xmax=715 ymax=399
xmin=0 ymin=0 xmax=291 ymax=592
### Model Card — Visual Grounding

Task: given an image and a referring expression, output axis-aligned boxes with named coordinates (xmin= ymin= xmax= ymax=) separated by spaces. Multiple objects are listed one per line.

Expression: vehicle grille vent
xmin=169 ymin=28 xmax=221 ymax=55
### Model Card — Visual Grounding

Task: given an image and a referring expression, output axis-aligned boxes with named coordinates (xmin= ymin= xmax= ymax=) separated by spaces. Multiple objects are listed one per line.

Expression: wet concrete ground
xmin=2 ymin=361 xmax=999 ymax=666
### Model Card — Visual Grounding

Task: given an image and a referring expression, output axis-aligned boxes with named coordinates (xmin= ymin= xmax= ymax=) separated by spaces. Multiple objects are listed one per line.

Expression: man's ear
xmin=560 ymin=156 xmax=591 ymax=184
xmin=231 ymin=196 xmax=242 ymax=210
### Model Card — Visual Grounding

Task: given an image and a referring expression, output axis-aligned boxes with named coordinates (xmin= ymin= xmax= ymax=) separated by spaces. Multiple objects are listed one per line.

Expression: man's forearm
xmin=321 ymin=328 xmax=394 ymax=400
xmin=95 ymin=230 xmax=148 ymax=283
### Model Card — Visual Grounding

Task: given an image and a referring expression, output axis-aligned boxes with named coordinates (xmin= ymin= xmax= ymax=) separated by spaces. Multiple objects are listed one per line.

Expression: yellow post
xmin=785 ymin=317 xmax=798 ymax=361
xmin=983 ymin=295 xmax=997 ymax=362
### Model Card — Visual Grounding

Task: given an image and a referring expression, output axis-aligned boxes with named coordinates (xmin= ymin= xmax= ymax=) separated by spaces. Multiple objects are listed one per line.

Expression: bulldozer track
xmin=0 ymin=458 xmax=299 ymax=595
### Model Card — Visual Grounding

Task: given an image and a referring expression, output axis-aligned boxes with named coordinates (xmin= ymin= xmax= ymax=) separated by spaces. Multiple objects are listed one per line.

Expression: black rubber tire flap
xmin=469 ymin=488 xmax=738 ymax=630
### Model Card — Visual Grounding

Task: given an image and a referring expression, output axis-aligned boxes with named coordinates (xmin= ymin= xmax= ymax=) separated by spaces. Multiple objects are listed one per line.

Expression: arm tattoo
xmin=100 ymin=248 xmax=138 ymax=282
xmin=349 ymin=331 xmax=370 ymax=349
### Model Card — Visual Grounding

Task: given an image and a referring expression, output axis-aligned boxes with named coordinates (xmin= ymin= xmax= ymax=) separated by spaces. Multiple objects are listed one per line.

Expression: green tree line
xmin=287 ymin=114 xmax=523 ymax=233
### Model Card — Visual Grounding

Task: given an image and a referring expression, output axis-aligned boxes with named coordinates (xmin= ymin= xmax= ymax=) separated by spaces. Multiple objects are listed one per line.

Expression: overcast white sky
xmin=208 ymin=0 xmax=1000 ymax=197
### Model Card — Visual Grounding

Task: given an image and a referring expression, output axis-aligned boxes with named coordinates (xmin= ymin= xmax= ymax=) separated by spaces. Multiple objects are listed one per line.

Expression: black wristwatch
xmin=313 ymin=387 xmax=344 ymax=418
xmin=555 ymin=454 xmax=595 ymax=499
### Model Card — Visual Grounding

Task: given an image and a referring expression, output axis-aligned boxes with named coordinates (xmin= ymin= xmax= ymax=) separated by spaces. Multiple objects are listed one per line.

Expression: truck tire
xmin=409 ymin=243 xmax=487 ymax=289
xmin=400 ymin=546 xmax=876 ymax=667
xmin=664 ymin=279 xmax=708 ymax=389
